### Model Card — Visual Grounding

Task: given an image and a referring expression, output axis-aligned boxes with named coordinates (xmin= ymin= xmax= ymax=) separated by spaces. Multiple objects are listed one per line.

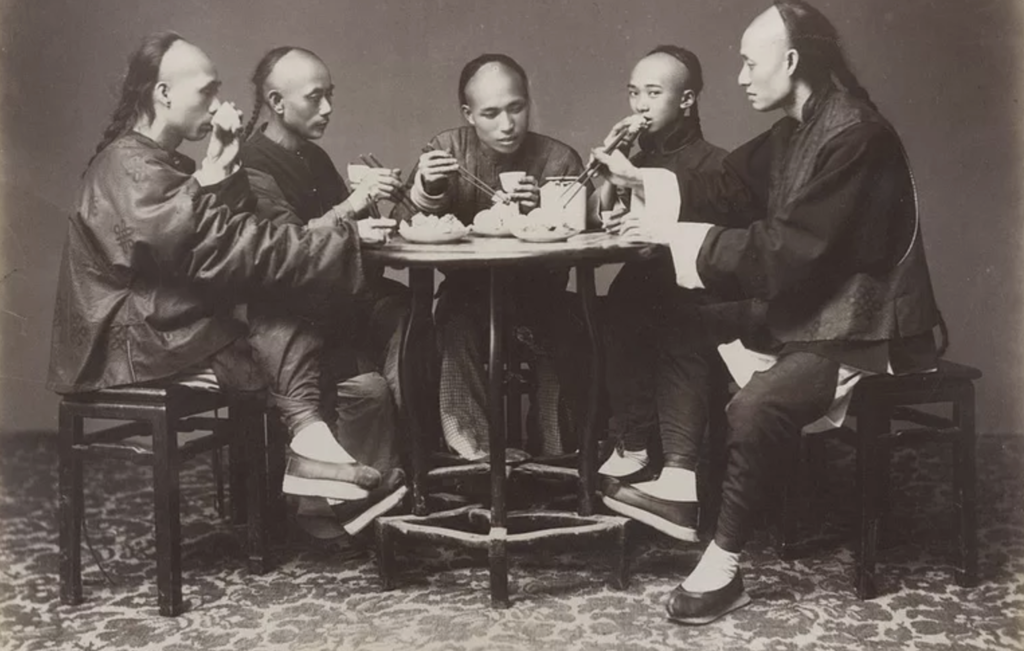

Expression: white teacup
xmin=498 ymin=171 xmax=527 ymax=193
xmin=347 ymin=163 xmax=371 ymax=185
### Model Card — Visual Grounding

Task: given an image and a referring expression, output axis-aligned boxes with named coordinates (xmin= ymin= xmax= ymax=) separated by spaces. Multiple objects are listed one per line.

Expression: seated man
xmin=593 ymin=0 xmax=942 ymax=623
xmin=239 ymin=46 xmax=410 ymax=530
xmin=392 ymin=54 xmax=586 ymax=461
xmin=597 ymin=46 xmax=737 ymax=542
xmin=48 ymin=33 xmax=392 ymax=506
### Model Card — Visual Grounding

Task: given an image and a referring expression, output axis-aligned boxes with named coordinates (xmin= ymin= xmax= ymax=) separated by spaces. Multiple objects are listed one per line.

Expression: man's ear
xmin=267 ymin=89 xmax=285 ymax=115
xmin=461 ymin=104 xmax=476 ymax=126
xmin=154 ymin=81 xmax=171 ymax=109
xmin=679 ymin=89 xmax=696 ymax=112
xmin=785 ymin=48 xmax=800 ymax=77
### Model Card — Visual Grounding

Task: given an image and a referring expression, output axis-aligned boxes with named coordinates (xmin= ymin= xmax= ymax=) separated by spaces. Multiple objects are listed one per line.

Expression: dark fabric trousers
xmin=206 ymin=314 xmax=325 ymax=435
xmin=217 ymin=277 xmax=409 ymax=439
xmin=605 ymin=257 xmax=737 ymax=467
xmin=715 ymin=351 xmax=839 ymax=552
xmin=318 ymin=277 xmax=410 ymax=421
xmin=606 ymin=256 xmax=839 ymax=553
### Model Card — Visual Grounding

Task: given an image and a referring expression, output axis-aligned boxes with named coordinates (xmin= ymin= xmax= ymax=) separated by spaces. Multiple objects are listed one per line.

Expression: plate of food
xmin=399 ymin=213 xmax=470 ymax=244
xmin=471 ymin=204 xmax=517 ymax=237
xmin=510 ymin=208 xmax=579 ymax=243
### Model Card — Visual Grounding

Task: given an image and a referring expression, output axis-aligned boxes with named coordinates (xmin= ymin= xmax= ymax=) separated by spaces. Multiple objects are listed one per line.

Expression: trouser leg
xmin=246 ymin=313 xmax=325 ymax=435
xmin=714 ymin=351 xmax=839 ymax=553
xmin=604 ymin=260 xmax=679 ymax=452
xmin=359 ymin=280 xmax=410 ymax=411
xmin=334 ymin=372 xmax=400 ymax=472
xmin=436 ymin=291 xmax=490 ymax=459
xmin=655 ymin=334 xmax=711 ymax=469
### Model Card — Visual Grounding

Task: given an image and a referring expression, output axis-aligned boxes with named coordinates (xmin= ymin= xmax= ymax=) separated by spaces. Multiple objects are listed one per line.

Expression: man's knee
xmin=724 ymin=385 xmax=777 ymax=445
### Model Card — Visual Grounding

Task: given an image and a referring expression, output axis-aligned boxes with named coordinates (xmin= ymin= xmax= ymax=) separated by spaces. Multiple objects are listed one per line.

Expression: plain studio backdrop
xmin=0 ymin=0 xmax=1020 ymax=436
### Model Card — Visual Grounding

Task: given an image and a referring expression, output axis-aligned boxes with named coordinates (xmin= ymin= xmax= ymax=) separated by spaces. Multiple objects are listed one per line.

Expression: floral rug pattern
xmin=1 ymin=433 xmax=1022 ymax=651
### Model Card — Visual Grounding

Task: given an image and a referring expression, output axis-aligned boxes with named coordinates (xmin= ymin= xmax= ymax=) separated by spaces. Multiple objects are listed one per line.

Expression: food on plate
xmin=407 ymin=212 xmax=464 ymax=233
xmin=472 ymin=203 xmax=518 ymax=236
xmin=510 ymin=207 xmax=578 ymax=242
xmin=398 ymin=212 xmax=469 ymax=243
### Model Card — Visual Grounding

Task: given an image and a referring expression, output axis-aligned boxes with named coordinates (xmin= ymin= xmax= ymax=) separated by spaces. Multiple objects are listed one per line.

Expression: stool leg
xmin=238 ymin=400 xmax=270 ymax=574
xmin=953 ymin=384 xmax=979 ymax=587
xmin=212 ymin=448 xmax=226 ymax=519
xmin=856 ymin=407 xmax=886 ymax=599
xmin=59 ymin=404 xmax=84 ymax=606
xmin=778 ymin=435 xmax=803 ymax=560
xmin=151 ymin=412 xmax=184 ymax=616
xmin=228 ymin=421 xmax=248 ymax=526
xmin=375 ymin=520 xmax=396 ymax=591
xmin=611 ymin=521 xmax=630 ymax=590
xmin=266 ymin=415 xmax=290 ymax=545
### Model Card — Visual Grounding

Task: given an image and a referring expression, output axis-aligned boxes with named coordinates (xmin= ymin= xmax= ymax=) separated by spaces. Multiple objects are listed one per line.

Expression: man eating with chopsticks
xmin=238 ymin=46 xmax=410 ymax=535
xmin=597 ymin=46 xmax=755 ymax=545
xmin=392 ymin=53 xmax=586 ymax=462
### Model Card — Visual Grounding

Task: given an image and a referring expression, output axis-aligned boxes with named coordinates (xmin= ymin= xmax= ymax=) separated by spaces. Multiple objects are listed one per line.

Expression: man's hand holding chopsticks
xmin=350 ymin=168 xmax=403 ymax=217
xmin=590 ymin=148 xmax=644 ymax=192
xmin=418 ymin=150 xmax=460 ymax=195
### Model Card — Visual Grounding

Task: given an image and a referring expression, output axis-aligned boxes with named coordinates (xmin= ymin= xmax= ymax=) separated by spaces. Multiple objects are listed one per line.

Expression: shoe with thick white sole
xmin=282 ymin=452 xmax=381 ymax=500
xmin=601 ymin=478 xmax=699 ymax=542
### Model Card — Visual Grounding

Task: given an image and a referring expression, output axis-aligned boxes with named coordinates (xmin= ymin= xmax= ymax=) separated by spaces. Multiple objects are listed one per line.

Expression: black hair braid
xmin=244 ymin=45 xmax=315 ymax=140
xmin=86 ymin=31 xmax=183 ymax=169
xmin=774 ymin=0 xmax=877 ymax=112
xmin=830 ymin=56 xmax=877 ymax=111
xmin=242 ymin=91 xmax=265 ymax=141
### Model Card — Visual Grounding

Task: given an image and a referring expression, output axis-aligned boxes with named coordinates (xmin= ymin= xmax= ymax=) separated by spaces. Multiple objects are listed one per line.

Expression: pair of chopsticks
xmin=558 ymin=121 xmax=649 ymax=208
xmin=358 ymin=153 xmax=418 ymax=216
xmin=420 ymin=146 xmax=507 ymax=203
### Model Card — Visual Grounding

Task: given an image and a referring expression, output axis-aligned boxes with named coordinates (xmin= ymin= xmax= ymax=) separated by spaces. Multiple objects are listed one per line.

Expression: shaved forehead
xmin=463 ymin=62 xmax=526 ymax=107
xmin=159 ymin=40 xmax=216 ymax=83
xmin=632 ymin=52 xmax=692 ymax=92
xmin=742 ymin=6 xmax=790 ymax=55
xmin=266 ymin=49 xmax=331 ymax=94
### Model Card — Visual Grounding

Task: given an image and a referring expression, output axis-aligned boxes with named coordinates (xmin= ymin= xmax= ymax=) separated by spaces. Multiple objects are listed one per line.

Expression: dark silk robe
xmin=48 ymin=132 xmax=364 ymax=394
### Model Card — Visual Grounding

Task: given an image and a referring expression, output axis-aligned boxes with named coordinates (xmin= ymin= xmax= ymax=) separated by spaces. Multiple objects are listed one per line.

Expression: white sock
xmin=681 ymin=541 xmax=740 ymax=593
xmin=290 ymin=421 xmax=357 ymax=464
xmin=633 ymin=467 xmax=697 ymax=501
xmin=599 ymin=448 xmax=649 ymax=477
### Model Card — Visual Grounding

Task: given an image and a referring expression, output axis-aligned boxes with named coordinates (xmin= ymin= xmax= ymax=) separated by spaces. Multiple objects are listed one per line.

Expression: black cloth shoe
xmin=666 ymin=572 xmax=751 ymax=625
xmin=330 ymin=468 xmax=408 ymax=536
xmin=282 ymin=452 xmax=382 ymax=500
xmin=601 ymin=478 xmax=699 ymax=542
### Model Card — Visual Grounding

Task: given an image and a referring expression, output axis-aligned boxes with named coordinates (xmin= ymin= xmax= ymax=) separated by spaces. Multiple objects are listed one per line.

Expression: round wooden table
xmin=364 ymin=231 xmax=664 ymax=606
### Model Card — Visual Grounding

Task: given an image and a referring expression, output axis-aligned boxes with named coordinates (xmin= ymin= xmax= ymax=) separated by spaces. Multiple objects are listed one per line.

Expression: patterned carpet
xmin=1 ymin=432 xmax=1022 ymax=651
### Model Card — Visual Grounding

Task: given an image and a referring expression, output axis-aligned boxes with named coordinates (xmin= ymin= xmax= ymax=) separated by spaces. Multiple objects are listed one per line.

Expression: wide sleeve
xmin=94 ymin=150 xmax=364 ymax=301
xmin=695 ymin=123 xmax=906 ymax=302
xmin=674 ymin=130 xmax=773 ymax=227
xmin=244 ymin=167 xmax=305 ymax=227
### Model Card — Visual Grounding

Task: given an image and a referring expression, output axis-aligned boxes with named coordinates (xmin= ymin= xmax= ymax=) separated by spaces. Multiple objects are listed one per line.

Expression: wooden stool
xmin=777 ymin=360 xmax=981 ymax=598
xmin=58 ymin=384 xmax=271 ymax=616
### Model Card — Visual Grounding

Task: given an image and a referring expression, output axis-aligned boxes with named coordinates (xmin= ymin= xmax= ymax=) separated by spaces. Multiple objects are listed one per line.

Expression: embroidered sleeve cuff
xmin=410 ymin=173 xmax=447 ymax=213
xmin=636 ymin=168 xmax=681 ymax=225
xmin=665 ymin=222 xmax=714 ymax=289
